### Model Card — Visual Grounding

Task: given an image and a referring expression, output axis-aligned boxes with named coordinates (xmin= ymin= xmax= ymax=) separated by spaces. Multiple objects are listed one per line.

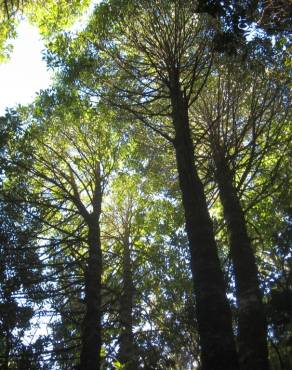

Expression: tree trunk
xmin=170 ymin=86 xmax=239 ymax=370
xmin=213 ymin=149 xmax=269 ymax=370
xmin=118 ymin=233 xmax=137 ymax=369
xmin=2 ymin=329 xmax=10 ymax=370
xmin=80 ymin=220 xmax=102 ymax=370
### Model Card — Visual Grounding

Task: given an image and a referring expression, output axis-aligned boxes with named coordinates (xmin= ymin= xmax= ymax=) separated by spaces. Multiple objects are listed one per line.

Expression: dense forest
xmin=0 ymin=1 xmax=291 ymax=369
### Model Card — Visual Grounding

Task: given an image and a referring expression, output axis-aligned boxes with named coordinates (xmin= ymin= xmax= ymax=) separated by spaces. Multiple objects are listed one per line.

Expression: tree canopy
xmin=0 ymin=1 xmax=291 ymax=369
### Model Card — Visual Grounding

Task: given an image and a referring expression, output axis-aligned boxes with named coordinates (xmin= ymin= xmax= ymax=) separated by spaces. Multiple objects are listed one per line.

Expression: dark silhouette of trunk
xmin=213 ymin=147 xmax=269 ymax=370
xmin=118 ymin=231 xmax=137 ymax=369
xmin=80 ymin=221 xmax=102 ymax=370
xmin=79 ymin=167 xmax=103 ymax=370
xmin=2 ymin=329 xmax=10 ymax=370
xmin=170 ymin=82 xmax=239 ymax=370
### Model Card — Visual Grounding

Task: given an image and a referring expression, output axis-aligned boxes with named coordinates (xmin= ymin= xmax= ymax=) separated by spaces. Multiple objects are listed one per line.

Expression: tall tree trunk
xmin=118 ymin=232 xmax=137 ymax=369
xmin=213 ymin=149 xmax=269 ymax=370
xmin=80 ymin=220 xmax=102 ymax=370
xmin=170 ymin=85 xmax=239 ymax=370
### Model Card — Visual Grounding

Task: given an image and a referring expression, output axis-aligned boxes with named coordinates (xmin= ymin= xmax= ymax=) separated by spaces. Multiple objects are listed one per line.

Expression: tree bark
xmin=213 ymin=149 xmax=269 ymax=370
xmin=80 ymin=220 xmax=102 ymax=370
xmin=118 ymin=232 xmax=137 ymax=369
xmin=170 ymin=85 xmax=239 ymax=370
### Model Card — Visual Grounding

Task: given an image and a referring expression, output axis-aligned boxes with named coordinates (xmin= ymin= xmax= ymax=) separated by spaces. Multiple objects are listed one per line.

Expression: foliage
xmin=0 ymin=0 xmax=90 ymax=62
xmin=0 ymin=1 xmax=291 ymax=369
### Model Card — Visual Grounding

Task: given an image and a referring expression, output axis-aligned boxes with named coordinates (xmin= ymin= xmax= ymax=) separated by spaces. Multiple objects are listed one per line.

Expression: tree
xmin=196 ymin=0 xmax=291 ymax=55
xmin=0 ymin=112 xmax=46 ymax=369
xmin=1 ymin=1 xmax=290 ymax=368
xmin=10 ymin=94 xmax=127 ymax=370
xmin=247 ymin=156 xmax=292 ymax=370
xmin=102 ymin=169 xmax=199 ymax=369
xmin=80 ymin=1 xmax=239 ymax=368
xmin=191 ymin=61 xmax=289 ymax=369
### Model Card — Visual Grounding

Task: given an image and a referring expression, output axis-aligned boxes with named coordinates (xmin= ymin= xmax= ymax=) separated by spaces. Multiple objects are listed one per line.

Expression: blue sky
xmin=0 ymin=21 xmax=53 ymax=115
